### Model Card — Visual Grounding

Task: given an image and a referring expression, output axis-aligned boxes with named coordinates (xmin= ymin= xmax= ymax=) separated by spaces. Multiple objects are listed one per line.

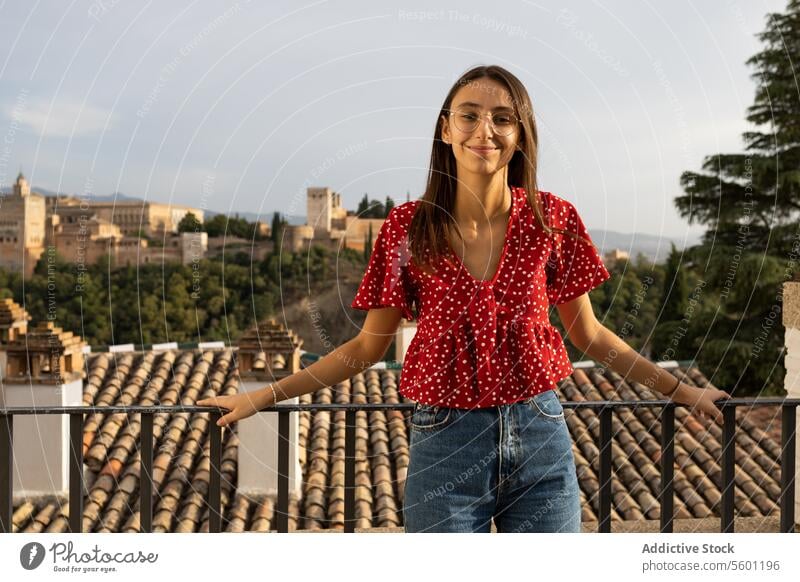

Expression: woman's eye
xmin=494 ymin=115 xmax=513 ymax=125
xmin=460 ymin=113 xmax=478 ymax=121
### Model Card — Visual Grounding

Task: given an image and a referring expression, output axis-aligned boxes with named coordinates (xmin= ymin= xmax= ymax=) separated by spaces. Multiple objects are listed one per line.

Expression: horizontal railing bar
xmin=1 ymin=396 xmax=798 ymax=536
xmin=0 ymin=397 xmax=797 ymax=415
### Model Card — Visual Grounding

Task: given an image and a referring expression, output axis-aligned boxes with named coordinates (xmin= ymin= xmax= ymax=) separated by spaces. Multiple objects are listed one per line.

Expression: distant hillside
xmin=589 ymin=228 xmax=703 ymax=264
xmin=1 ymin=186 xmax=147 ymax=203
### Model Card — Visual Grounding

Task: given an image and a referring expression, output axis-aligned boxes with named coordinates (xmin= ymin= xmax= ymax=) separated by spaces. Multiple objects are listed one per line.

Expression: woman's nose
xmin=474 ymin=114 xmax=495 ymax=137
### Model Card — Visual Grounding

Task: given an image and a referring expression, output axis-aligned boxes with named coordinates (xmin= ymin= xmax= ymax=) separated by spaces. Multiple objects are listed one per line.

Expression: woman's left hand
xmin=670 ymin=383 xmax=732 ymax=426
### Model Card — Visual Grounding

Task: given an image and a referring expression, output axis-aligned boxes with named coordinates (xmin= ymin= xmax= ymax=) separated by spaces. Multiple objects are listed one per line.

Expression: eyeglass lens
xmin=450 ymin=107 xmax=518 ymax=135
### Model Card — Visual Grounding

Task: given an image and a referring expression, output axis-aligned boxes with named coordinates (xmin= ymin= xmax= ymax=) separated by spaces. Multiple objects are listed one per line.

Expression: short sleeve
xmin=350 ymin=207 xmax=416 ymax=320
xmin=545 ymin=197 xmax=611 ymax=305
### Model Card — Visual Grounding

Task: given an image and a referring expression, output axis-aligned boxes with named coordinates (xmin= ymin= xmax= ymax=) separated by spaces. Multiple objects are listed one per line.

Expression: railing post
xmin=598 ymin=405 xmax=612 ymax=532
xmin=140 ymin=412 xmax=153 ymax=533
xmin=276 ymin=409 xmax=289 ymax=533
xmin=720 ymin=404 xmax=736 ymax=533
xmin=69 ymin=412 xmax=84 ymax=533
xmin=660 ymin=403 xmax=675 ymax=533
xmin=0 ymin=415 xmax=12 ymax=533
xmin=209 ymin=412 xmax=222 ymax=533
xmin=780 ymin=403 xmax=796 ymax=533
xmin=345 ymin=409 xmax=356 ymax=533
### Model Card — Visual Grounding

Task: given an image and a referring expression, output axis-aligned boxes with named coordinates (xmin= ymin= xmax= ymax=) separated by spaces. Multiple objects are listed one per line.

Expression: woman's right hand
xmin=197 ymin=390 xmax=270 ymax=427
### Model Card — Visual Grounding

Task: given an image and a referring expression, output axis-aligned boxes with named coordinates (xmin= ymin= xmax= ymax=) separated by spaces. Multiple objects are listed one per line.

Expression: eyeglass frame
xmin=443 ymin=106 xmax=520 ymax=136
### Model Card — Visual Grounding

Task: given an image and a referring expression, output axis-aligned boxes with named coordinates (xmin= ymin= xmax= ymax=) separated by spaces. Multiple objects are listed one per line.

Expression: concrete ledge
xmin=287 ymin=516 xmax=793 ymax=533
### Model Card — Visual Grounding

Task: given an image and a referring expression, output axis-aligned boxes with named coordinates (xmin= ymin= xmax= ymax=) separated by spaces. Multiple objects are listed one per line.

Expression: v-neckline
xmin=447 ymin=186 xmax=518 ymax=286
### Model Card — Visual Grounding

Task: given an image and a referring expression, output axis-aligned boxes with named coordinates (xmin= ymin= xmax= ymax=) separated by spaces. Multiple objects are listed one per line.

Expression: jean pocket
xmin=527 ymin=390 xmax=565 ymax=423
xmin=409 ymin=402 xmax=453 ymax=431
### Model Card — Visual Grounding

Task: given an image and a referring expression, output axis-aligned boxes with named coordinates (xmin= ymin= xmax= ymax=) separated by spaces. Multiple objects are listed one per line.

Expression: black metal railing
xmin=0 ymin=397 xmax=797 ymax=533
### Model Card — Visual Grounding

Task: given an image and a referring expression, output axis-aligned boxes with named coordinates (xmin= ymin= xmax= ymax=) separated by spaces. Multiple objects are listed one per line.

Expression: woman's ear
xmin=440 ymin=115 xmax=450 ymax=144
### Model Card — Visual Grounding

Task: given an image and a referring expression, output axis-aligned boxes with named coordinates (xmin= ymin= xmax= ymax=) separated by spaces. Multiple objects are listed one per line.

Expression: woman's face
xmin=440 ymin=77 xmax=520 ymax=177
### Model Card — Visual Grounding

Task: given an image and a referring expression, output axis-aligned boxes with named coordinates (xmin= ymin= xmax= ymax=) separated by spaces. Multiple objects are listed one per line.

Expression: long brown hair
xmin=407 ymin=65 xmax=587 ymax=273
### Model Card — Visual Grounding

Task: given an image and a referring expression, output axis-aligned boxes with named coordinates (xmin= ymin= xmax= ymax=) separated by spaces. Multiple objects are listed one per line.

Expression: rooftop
xmin=4 ymin=346 xmax=789 ymax=533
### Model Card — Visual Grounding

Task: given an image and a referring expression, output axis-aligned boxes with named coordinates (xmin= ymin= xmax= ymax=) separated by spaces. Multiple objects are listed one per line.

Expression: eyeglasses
xmin=446 ymin=107 xmax=519 ymax=136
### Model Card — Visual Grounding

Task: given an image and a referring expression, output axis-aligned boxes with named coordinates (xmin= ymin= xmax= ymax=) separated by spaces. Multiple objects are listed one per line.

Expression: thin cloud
xmin=7 ymin=97 xmax=114 ymax=138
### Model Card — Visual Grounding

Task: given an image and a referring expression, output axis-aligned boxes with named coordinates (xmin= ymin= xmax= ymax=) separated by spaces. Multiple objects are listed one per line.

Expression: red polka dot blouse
xmin=351 ymin=186 xmax=611 ymax=409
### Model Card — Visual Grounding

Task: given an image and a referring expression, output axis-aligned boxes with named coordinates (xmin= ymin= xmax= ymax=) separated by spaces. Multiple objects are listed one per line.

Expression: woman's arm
xmin=555 ymin=294 xmax=731 ymax=425
xmin=198 ymin=306 xmax=403 ymax=426
xmin=268 ymin=305 xmax=403 ymax=402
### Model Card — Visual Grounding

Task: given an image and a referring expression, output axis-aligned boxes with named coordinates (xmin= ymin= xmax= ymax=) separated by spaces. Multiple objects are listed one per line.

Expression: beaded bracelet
xmin=269 ymin=383 xmax=289 ymax=404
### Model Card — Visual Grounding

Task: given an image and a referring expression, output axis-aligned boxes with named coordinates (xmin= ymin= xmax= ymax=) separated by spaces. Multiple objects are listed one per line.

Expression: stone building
xmin=282 ymin=186 xmax=390 ymax=253
xmin=45 ymin=205 xmax=207 ymax=268
xmin=306 ymin=187 xmax=347 ymax=238
xmin=0 ymin=173 xmax=46 ymax=277
xmin=47 ymin=195 xmax=204 ymax=238
xmin=603 ymin=248 xmax=630 ymax=267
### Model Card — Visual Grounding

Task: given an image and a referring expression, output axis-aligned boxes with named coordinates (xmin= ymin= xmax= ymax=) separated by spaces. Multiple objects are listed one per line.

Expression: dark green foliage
xmin=669 ymin=1 xmax=800 ymax=395
xmin=356 ymin=194 xmax=395 ymax=218
xmin=4 ymin=243 xmax=353 ymax=346
xmin=205 ymin=213 xmax=270 ymax=240
xmin=177 ymin=211 xmax=203 ymax=233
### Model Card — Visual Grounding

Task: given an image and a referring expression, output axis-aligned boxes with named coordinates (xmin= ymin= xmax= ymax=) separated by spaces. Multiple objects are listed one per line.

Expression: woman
xmin=198 ymin=64 xmax=730 ymax=533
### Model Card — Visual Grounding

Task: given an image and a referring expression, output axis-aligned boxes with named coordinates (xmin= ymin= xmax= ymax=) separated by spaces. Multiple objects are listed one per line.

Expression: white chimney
xmin=236 ymin=319 xmax=302 ymax=498
xmin=781 ymin=281 xmax=800 ymax=528
xmin=394 ymin=320 xmax=417 ymax=364
xmin=1 ymin=320 xmax=86 ymax=497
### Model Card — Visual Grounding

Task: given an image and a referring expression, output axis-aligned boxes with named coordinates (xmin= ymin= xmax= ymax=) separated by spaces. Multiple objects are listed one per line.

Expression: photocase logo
xmin=19 ymin=542 xmax=46 ymax=570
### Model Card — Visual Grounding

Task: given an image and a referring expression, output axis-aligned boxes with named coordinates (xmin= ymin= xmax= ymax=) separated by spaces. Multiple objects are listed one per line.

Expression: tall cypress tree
xmin=271 ymin=211 xmax=285 ymax=244
xmin=364 ymin=223 xmax=373 ymax=262
xmin=676 ymin=0 xmax=800 ymax=257
xmin=661 ymin=243 xmax=688 ymax=322
xmin=672 ymin=1 xmax=800 ymax=394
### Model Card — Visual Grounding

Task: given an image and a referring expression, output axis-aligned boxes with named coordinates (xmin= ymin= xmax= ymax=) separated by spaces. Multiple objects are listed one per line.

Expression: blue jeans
xmin=403 ymin=390 xmax=582 ymax=533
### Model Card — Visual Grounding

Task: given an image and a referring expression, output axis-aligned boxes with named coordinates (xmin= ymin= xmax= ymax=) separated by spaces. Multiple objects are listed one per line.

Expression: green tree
xmin=356 ymin=193 xmax=393 ymax=218
xmin=672 ymin=1 xmax=800 ymax=395
xmin=364 ymin=223 xmax=373 ymax=262
xmin=676 ymin=0 xmax=800 ymax=258
xmin=271 ymin=212 xmax=287 ymax=244
xmin=356 ymin=194 xmax=369 ymax=215
xmin=178 ymin=211 xmax=203 ymax=233
xmin=660 ymin=243 xmax=688 ymax=322
xmin=204 ymin=214 xmax=229 ymax=237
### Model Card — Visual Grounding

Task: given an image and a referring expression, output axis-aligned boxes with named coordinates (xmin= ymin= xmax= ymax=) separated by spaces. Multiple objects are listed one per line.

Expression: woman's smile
xmin=467 ymin=145 xmax=498 ymax=156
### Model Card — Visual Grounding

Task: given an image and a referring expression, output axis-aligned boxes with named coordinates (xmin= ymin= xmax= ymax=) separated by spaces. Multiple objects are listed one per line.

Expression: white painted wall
xmin=783 ymin=326 xmax=800 ymax=526
xmin=236 ymin=380 xmax=302 ymax=497
xmin=394 ymin=321 xmax=417 ymax=364
xmin=3 ymin=377 xmax=83 ymax=498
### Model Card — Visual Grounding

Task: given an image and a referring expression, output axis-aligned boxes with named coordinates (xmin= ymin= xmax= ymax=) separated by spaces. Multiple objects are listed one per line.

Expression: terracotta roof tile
xmin=6 ymin=344 xmax=790 ymax=532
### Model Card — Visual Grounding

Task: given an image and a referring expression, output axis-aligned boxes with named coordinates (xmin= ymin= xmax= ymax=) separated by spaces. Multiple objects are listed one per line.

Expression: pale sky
xmin=0 ymin=0 xmax=788 ymax=241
